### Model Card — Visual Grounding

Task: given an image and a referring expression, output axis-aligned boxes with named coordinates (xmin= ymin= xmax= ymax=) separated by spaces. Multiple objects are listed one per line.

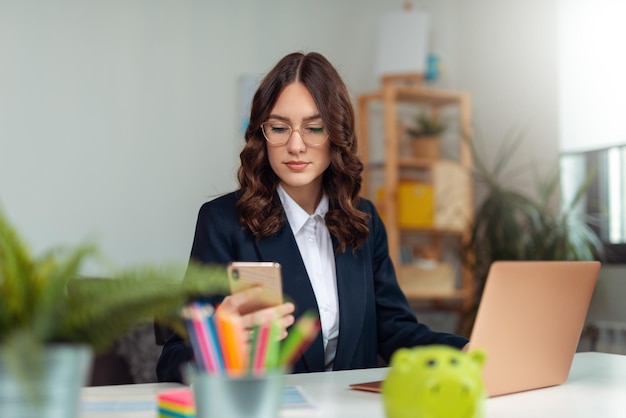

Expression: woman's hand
xmin=216 ymin=286 xmax=296 ymax=341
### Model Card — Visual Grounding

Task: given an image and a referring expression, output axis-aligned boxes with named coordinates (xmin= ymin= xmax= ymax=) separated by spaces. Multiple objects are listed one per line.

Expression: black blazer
xmin=156 ymin=191 xmax=467 ymax=382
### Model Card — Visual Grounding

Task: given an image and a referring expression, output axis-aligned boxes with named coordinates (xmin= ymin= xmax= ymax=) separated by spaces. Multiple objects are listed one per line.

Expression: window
xmin=559 ymin=0 xmax=626 ymax=263
xmin=561 ymin=145 xmax=626 ymax=263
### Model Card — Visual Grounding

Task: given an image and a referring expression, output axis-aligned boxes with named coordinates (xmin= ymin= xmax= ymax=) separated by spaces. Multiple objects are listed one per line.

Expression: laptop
xmin=350 ymin=260 xmax=601 ymax=397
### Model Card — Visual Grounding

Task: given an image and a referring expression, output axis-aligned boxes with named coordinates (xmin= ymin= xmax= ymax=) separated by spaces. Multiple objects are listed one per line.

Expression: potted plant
xmin=0 ymin=206 xmax=229 ymax=417
xmin=406 ymin=111 xmax=448 ymax=159
xmin=459 ymin=130 xmax=604 ymax=336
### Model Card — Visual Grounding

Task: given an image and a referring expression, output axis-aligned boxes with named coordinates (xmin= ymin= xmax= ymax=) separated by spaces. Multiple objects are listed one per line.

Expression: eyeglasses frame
xmin=260 ymin=120 xmax=329 ymax=146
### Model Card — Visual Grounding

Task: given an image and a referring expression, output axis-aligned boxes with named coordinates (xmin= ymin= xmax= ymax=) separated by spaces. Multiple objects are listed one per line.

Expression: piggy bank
xmin=382 ymin=345 xmax=486 ymax=418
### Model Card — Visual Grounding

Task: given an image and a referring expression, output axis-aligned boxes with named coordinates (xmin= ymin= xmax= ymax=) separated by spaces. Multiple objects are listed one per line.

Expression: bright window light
xmin=558 ymin=0 xmax=626 ymax=152
xmin=559 ymin=0 xmax=626 ymax=252
xmin=607 ymin=147 xmax=625 ymax=243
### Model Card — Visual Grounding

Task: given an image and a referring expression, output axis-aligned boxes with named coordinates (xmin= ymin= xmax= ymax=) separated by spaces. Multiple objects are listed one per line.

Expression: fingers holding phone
xmin=244 ymin=299 xmax=295 ymax=340
xmin=217 ymin=287 xmax=295 ymax=342
xmin=227 ymin=262 xmax=283 ymax=315
xmin=223 ymin=261 xmax=295 ymax=341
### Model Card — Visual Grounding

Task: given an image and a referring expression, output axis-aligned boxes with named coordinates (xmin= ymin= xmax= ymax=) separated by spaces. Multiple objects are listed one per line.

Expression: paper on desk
xmin=82 ymin=385 xmax=317 ymax=416
xmin=281 ymin=385 xmax=319 ymax=414
xmin=82 ymin=400 xmax=155 ymax=412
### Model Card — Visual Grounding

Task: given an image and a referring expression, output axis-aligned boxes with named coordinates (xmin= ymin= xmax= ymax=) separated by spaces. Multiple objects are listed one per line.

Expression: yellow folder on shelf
xmin=377 ymin=181 xmax=435 ymax=228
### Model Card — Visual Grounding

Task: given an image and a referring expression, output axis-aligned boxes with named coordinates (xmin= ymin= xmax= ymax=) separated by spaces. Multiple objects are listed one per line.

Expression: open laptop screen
xmin=468 ymin=260 xmax=600 ymax=397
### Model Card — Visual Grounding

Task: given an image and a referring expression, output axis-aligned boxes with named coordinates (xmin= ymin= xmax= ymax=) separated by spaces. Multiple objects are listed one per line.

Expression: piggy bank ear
xmin=390 ymin=348 xmax=414 ymax=373
xmin=468 ymin=349 xmax=487 ymax=367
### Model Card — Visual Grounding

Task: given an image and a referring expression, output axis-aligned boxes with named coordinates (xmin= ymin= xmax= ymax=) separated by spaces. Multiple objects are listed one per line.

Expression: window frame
xmin=562 ymin=145 xmax=626 ymax=264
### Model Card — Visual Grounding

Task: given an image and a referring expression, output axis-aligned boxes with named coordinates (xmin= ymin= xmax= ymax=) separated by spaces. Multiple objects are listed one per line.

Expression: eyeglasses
xmin=261 ymin=121 xmax=328 ymax=146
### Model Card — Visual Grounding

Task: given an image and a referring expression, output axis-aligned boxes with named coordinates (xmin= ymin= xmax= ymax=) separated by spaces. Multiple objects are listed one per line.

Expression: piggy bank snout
xmin=425 ymin=375 xmax=481 ymax=398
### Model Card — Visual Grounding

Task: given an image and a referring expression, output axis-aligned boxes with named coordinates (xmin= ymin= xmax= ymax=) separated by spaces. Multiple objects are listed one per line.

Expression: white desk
xmin=486 ymin=351 xmax=626 ymax=418
xmin=81 ymin=352 xmax=626 ymax=418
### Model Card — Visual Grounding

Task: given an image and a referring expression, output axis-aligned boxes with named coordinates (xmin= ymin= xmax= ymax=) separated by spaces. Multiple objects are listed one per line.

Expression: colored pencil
xmin=183 ymin=300 xmax=299 ymax=376
xmin=264 ymin=319 xmax=282 ymax=370
xmin=278 ymin=312 xmax=321 ymax=368
xmin=251 ymin=321 xmax=271 ymax=375
xmin=215 ymin=312 xmax=247 ymax=376
xmin=189 ymin=303 xmax=220 ymax=374
xmin=248 ymin=323 xmax=260 ymax=375
xmin=200 ymin=304 xmax=225 ymax=374
xmin=181 ymin=307 xmax=205 ymax=372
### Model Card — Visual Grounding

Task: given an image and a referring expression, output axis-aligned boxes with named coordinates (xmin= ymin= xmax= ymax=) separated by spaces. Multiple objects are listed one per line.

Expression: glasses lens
xmin=262 ymin=121 xmax=328 ymax=146
xmin=301 ymin=124 xmax=327 ymax=146
xmin=262 ymin=122 xmax=291 ymax=144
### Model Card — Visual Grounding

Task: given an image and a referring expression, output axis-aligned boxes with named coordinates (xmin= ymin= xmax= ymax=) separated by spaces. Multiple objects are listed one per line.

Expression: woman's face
xmin=265 ymin=82 xmax=331 ymax=200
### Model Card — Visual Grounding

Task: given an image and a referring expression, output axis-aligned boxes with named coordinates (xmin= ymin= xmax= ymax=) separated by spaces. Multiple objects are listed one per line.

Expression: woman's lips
xmin=285 ymin=161 xmax=309 ymax=171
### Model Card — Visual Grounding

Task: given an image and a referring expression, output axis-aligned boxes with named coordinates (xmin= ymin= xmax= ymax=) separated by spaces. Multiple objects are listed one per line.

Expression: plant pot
xmin=411 ymin=136 xmax=440 ymax=159
xmin=0 ymin=344 xmax=93 ymax=418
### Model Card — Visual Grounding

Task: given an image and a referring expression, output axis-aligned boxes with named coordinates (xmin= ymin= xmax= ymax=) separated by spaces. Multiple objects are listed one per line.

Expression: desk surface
xmin=81 ymin=352 xmax=626 ymax=418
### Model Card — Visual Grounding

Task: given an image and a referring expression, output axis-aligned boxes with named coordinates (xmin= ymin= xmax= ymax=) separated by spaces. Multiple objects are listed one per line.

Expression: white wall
xmin=453 ymin=0 xmax=626 ymax=327
xmin=0 ymin=0 xmax=406 ymax=272
xmin=1 ymin=1 xmax=623 ymax=325
xmin=455 ymin=0 xmax=560 ymax=195
xmin=1 ymin=0 xmax=468 ymax=272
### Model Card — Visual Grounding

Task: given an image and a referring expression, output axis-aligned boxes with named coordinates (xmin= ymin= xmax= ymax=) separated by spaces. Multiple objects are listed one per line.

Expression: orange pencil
xmin=215 ymin=312 xmax=247 ymax=376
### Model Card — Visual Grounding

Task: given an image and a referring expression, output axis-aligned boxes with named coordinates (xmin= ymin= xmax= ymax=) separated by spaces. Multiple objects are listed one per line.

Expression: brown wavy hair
xmin=236 ymin=51 xmax=370 ymax=253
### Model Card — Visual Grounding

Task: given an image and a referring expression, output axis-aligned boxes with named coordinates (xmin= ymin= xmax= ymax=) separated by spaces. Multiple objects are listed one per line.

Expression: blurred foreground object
xmin=382 ymin=345 xmax=485 ymax=418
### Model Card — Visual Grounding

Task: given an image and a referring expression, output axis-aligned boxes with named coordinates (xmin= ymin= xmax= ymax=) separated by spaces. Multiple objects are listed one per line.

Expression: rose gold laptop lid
xmin=468 ymin=260 xmax=601 ymax=397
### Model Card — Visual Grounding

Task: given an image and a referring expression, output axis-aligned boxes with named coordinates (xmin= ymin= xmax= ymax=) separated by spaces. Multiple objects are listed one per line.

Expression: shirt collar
xmin=277 ymin=184 xmax=329 ymax=235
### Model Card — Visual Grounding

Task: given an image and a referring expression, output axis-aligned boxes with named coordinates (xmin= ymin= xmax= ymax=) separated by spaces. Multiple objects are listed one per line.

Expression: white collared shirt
xmin=277 ymin=185 xmax=339 ymax=371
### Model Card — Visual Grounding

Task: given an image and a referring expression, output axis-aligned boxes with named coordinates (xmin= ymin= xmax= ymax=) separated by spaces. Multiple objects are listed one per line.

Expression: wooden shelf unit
xmin=357 ymin=80 xmax=474 ymax=311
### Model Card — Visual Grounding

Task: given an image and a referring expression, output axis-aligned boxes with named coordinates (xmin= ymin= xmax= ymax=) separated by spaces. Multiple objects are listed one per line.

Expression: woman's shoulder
xmin=198 ymin=190 xmax=241 ymax=216
xmin=356 ymin=196 xmax=377 ymax=214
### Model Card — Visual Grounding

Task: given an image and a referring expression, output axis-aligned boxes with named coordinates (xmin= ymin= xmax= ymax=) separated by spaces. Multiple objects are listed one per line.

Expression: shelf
xmin=365 ymin=161 xmax=435 ymax=173
xmin=358 ymin=86 xmax=467 ymax=107
xmin=356 ymin=78 xmax=474 ymax=313
xmin=399 ymin=226 xmax=465 ymax=235
xmin=398 ymin=157 xmax=438 ymax=169
xmin=394 ymin=86 xmax=467 ymax=106
xmin=367 ymin=158 xmax=460 ymax=171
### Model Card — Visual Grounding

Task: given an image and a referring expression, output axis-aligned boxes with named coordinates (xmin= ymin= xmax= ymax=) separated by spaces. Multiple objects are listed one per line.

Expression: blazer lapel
xmin=255 ymin=225 xmax=326 ymax=372
xmin=333 ymin=241 xmax=367 ymax=369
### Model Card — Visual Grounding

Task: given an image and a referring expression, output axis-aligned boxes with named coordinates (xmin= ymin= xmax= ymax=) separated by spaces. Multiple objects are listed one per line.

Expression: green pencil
xmin=247 ymin=323 xmax=260 ymax=375
xmin=264 ymin=318 xmax=282 ymax=371
xmin=277 ymin=311 xmax=321 ymax=368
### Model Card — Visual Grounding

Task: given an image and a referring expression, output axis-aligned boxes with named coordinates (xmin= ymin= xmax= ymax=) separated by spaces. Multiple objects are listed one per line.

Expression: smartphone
xmin=227 ymin=261 xmax=284 ymax=314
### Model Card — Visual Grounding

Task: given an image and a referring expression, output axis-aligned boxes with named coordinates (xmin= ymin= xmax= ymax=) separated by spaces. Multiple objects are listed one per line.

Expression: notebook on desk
xmin=350 ymin=260 xmax=601 ymax=397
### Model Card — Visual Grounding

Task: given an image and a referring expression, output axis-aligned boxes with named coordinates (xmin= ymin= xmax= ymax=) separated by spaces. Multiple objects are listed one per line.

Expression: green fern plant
xmin=0 ymin=206 xmax=229 ymax=397
xmin=458 ymin=129 xmax=604 ymax=335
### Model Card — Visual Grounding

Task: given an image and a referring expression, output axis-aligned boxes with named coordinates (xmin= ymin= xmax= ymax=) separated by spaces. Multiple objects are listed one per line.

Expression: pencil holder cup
xmin=189 ymin=370 xmax=284 ymax=418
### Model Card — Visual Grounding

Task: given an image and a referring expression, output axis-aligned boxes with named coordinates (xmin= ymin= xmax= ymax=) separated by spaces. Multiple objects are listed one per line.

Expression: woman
xmin=156 ymin=51 xmax=468 ymax=382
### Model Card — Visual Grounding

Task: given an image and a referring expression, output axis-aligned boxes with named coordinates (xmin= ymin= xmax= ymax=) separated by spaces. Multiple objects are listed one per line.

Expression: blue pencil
xmin=181 ymin=308 xmax=205 ymax=371
xmin=204 ymin=307 xmax=225 ymax=374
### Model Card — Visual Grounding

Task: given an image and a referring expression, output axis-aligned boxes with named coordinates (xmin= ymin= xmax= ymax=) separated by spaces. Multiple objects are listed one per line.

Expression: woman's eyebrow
xmin=267 ymin=114 xmax=323 ymax=123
